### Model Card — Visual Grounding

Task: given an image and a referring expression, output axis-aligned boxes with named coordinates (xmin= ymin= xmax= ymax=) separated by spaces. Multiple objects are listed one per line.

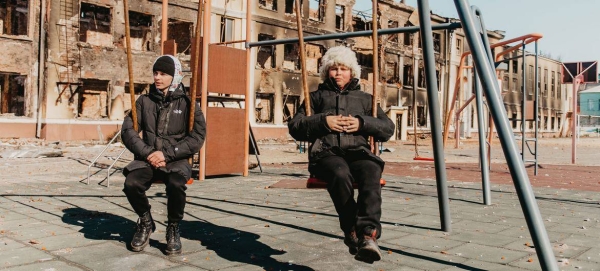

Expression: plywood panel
xmin=208 ymin=45 xmax=247 ymax=95
xmin=205 ymin=107 xmax=245 ymax=176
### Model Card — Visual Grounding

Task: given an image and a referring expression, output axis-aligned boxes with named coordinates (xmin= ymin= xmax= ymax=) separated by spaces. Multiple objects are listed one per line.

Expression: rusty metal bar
xmin=161 ymin=0 xmax=168 ymax=54
xmin=243 ymin=0 xmax=252 ymax=176
xmin=199 ymin=0 xmax=211 ymax=180
xmin=211 ymin=39 xmax=246 ymax=46
xmin=371 ymin=0 xmax=379 ymax=155
xmin=123 ymin=0 xmax=137 ymax=131
xmin=189 ymin=0 xmax=203 ymax=132
xmin=295 ymin=0 xmax=311 ymax=117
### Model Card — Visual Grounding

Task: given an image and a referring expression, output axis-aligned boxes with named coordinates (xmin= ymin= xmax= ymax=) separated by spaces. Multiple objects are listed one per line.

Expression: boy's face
xmin=153 ymin=71 xmax=174 ymax=91
xmin=328 ymin=64 xmax=352 ymax=89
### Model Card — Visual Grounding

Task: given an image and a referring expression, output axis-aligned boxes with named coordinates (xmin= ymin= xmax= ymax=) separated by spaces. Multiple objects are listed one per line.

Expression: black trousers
xmin=311 ymin=156 xmax=382 ymax=238
xmin=123 ymin=167 xmax=188 ymax=222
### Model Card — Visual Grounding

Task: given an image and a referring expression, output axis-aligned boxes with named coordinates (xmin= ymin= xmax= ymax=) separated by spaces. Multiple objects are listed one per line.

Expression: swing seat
xmin=153 ymin=178 xmax=194 ymax=185
xmin=306 ymin=177 xmax=386 ymax=189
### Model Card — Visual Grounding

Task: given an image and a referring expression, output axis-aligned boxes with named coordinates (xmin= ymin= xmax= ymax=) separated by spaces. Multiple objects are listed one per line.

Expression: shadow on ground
xmin=180 ymin=220 xmax=314 ymax=271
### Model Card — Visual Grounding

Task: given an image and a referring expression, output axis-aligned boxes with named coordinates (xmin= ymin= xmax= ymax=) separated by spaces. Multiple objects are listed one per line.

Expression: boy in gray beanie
xmin=288 ymin=46 xmax=395 ymax=263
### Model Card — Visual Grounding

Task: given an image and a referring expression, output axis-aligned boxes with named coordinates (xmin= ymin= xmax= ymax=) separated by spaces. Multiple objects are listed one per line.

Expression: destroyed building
xmin=0 ymin=0 xmax=569 ymax=141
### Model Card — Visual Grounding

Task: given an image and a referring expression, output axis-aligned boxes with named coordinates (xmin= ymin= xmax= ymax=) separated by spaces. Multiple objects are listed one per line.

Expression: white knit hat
xmin=319 ymin=46 xmax=361 ymax=81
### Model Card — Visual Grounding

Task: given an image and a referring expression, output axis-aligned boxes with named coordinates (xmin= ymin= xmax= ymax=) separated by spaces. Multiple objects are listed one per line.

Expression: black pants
xmin=123 ymin=167 xmax=188 ymax=222
xmin=311 ymin=156 xmax=382 ymax=238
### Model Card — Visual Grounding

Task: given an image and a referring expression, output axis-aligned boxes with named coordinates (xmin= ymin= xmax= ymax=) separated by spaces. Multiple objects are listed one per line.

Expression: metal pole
xmin=454 ymin=0 xmax=558 ymax=269
xmin=246 ymin=23 xmax=462 ymax=48
xmin=123 ymin=0 xmax=137 ymax=131
xmin=572 ymin=75 xmax=579 ymax=164
xmin=416 ymin=0 xmax=451 ymax=232
xmin=521 ymin=42 xmax=526 ymax=161
xmin=199 ymin=0 xmax=211 ymax=180
xmin=534 ymin=41 xmax=539 ymax=175
xmin=244 ymin=0 xmax=252 ymax=176
xmin=189 ymin=0 xmax=203 ymax=132
xmin=295 ymin=0 xmax=311 ymax=117
xmin=161 ymin=0 xmax=168 ymax=54
xmin=371 ymin=0 xmax=379 ymax=155
xmin=474 ymin=69 xmax=491 ymax=205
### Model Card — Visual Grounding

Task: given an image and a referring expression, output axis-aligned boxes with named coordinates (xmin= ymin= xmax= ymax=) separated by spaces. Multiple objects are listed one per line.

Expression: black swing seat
xmin=306 ymin=177 xmax=386 ymax=189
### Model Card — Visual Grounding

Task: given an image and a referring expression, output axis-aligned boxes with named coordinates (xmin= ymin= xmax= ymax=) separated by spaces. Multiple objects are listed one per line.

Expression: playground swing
xmin=286 ymin=0 xmax=385 ymax=189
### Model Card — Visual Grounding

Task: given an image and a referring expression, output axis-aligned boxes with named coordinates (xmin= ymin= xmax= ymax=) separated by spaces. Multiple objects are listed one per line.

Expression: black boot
xmin=354 ymin=228 xmax=382 ymax=263
xmin=165 ymin=222 xmax=182 ymax=255
xmin=344 ymin=230 xmax=358 ymax=255
xmin=131 ymin=211 xmax=155 ymax=252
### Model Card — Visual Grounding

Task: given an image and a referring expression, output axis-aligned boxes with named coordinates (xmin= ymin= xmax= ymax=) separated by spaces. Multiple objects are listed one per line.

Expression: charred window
xmin=455 ymin=37 xmax=461 ymax=55
xmin=551 ymin=71 xmax=555 ymax=98
xmin=258 ymin=0 xmax=277 ymax=11
xmin=78 ymin=80 xmax=109 ymax=119
xmin=335 ymin=5 xmax=344 ymax=30
xmin=356 ymin=52 xmax=372 ymax=68
xmin=557 ymin=72 xmax=561 ymax=98
xmin=305 ymin=44 xmax=324 ymax=73
xmin=511 ymin=59 xmax=518 ymax=74
xmin=387 ymin=20 xmax=398 ymax=43
xmin=543 ymin=68 xmax=548 ymax=96
xmin=285 ymin=0 xmax=303 ymax=15
xmin=403 ymin=63 xmax=413 ymax=87
xmin=219 ymin=16 xmax=234 ymax=43
xmin=385 ymin=61 xmax=398 ymax=84
xmin=255 ymin=93 xmax=274 ymax=123
xmin=168 ymin=19 xmax=193 ymax=55
xmin=309 ymin=0 xmax=325 ymax=22
xmin=128 ymin=11 xmax=153 ymax=51
xmin=0 ymin=0 xmax=28 ymax=36
xmin=403 ymin=23 xmax=413 ymax=46
xmin=418 ymin=66 xmax=426 ymax=88
xmin=283 ymin=44 xmax=300 ymax=71
xmin=352 ymin=17 xmax=372 ymax=31
xmin=283 ymin=94 xmax=299 ymax=123
xmin=0 ymin=73 xmax=25 ymax=116
xmin=257 ymin=34 xmax=276 ymax=69
xmin=79 ymin=3 xmax=112 ymax=46
xmin=433 ymin=32 xmax=441 ymax=53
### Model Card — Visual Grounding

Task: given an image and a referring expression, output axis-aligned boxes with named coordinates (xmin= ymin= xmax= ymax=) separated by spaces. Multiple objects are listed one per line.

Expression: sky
xmin=353 ymin=0 xmax=600 ymax=63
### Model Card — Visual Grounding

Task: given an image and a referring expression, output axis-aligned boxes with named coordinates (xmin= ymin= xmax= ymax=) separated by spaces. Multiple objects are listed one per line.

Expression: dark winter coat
xmin=288 ymin=77 xmax=395 ymax=172
xmin=121 ymin=83 xmax=206 ymax=179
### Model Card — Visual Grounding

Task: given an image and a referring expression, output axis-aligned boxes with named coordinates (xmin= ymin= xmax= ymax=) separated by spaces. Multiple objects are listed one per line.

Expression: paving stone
xmin=386 ymin=233 xmax=464 ymax=253
xmin=377 ymin=246 xmax=469 ymax=271
xmin=0 ymin=246 xmax=54 ymax=268
xmin=443 ymin=259 xmax=529 ymax=271
xmin=6 ymin=260 xmax=86 ymax=271
xmin=8 ymin=223 xmax=76 ymax=241
xmin=576 ymin=247 xmax=600 ymax=264
xmin=445 ymin=242 xmax=530 ymax=264
xmin=0 ymin=237 xmax=26 ymax=251
xmin=444 ymin=230 xmax=516 ymax=247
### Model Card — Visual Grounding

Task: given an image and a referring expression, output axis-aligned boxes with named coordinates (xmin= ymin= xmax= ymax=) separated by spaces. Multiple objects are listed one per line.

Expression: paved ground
xmin=0 ymin=137 xmax=599 ymax=270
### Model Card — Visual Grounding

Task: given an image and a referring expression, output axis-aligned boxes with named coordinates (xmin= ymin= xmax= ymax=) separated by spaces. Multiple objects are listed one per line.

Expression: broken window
xmin=285 ymin=0 xmax=303 ymax=15
xmin=258 ymin=0 xmax=277 ymax=11
xmin=557 ymin=72 xmax=561 ymax=98
xmin=283 ymin=44 xmax=300 ymax=71
xmin=0 ymin=73 xmax=25 ymax=116
xmin=385 ymin=61 xmax=398 ymax=84
xmin=511 ymin=59 xmax=518 ymax=74
xmin=282 ymin=94 xmax=300 ymax=123
xmin=78 ymin=80 xmax=109 ymax=119
xmin=255 ymin=93 xmax=274 ymax=123
xmin=543 ymin=68 xmax=548 ymax=96
xmin=0 ymin=0 xmax=28 ymax=36
xmin=433 ymin=32 xmax=441 ymax=53
xmin=551 ymin=71 xmax=555 ymax=98
xmin=128 ymin=11 xmax=153 ymax=51
xmin=403 ymin=63 xmax=413 ymax=87
xmin=418 ymin=66 xmax=426 ymax=88
xmin=257 ymin=34 xmax=276 ymax=69
xmin=168 ymin=19 xmax=193 ymax=55
xmin=309 ymin=0 xmax=325 ymax=22
xmin=305 ymin=44 xmax=324 ymax=73
xmin=335 ymin=5 xmax=345 ymax=30
xmin=79 ymin=3 xmax=112 ymax=47
xmin=455 ymin=37 xmax=461 ymax=55
xmin=403 ymin=23 xmax=413 ymax=46
xmin=220 ymin=16 xmax=234 ymax=43
xmin=387 ymin=20 xmax=398 ymax=43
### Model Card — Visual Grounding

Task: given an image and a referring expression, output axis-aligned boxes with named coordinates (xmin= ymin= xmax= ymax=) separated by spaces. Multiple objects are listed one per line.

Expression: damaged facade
xmin=0 ymin=0 xmax=569 ymax=141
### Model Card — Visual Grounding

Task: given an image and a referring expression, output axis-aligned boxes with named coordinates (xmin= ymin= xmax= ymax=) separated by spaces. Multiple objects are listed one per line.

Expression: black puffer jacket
xmin=288 ymin=78 xmax=394 ymax=170
xmin=121 ymin=83 xmax=206 ymax=179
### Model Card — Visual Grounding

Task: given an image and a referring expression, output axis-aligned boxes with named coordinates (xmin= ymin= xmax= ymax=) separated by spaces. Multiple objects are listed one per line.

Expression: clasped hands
xmin=326 ymin=114 xmax=362 ymax=133
xmin=147 ymin=151 xmax=166 ymax=168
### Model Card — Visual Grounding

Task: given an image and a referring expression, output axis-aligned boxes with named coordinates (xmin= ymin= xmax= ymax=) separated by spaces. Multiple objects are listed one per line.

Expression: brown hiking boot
xmin=354 ymin=228 xmax=382 ymax=263
xmin=343 ymin=230 xmax=358 ymax=255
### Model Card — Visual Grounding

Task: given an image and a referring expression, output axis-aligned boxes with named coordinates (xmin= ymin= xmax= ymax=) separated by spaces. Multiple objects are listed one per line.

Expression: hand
xmin=340 ymin=115 xmax=361 ymax=133
xmin=147 ymin=151 xmax=166 ymax=168
xmin=326 ymin=115 xmax=345 ymax=132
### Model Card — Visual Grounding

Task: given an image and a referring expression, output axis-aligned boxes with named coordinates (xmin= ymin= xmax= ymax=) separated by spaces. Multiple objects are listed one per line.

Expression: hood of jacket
xmin=319 ymin=77 xmax=361 ymax=93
